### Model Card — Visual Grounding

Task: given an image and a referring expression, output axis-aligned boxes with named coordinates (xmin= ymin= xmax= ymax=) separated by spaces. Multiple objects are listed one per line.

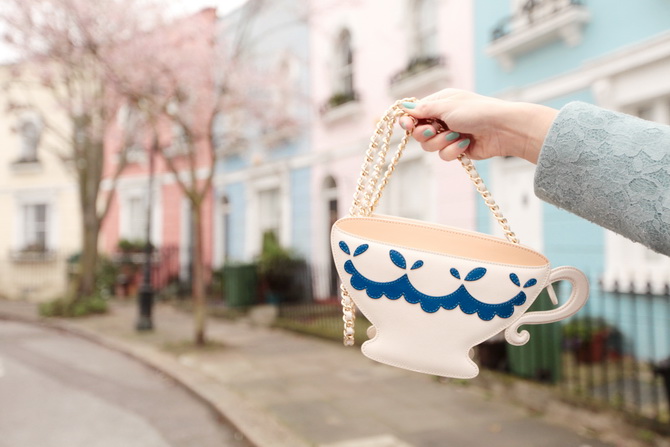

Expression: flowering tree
xmin=111 ymin=2 xmax=300 ymax=344
xmin=0 ymin=0 xmax=164 ymax=302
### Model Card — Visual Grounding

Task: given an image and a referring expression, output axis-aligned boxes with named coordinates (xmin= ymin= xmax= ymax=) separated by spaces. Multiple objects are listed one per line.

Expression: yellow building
xmin=0 ymin=65 xmax=81 ymax=301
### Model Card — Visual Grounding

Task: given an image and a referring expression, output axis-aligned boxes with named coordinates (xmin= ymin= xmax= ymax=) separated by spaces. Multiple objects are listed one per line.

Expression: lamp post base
xmin=136 ymin=286 xmax=154 ymax=331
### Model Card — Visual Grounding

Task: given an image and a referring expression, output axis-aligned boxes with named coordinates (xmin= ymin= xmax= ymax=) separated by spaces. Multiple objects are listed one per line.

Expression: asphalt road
xmin=0 ymin=320 xmax=250 ymax=447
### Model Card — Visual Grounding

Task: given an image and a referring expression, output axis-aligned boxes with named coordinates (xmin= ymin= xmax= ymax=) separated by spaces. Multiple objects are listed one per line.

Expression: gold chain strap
xmin=341 ymin=99 xmax=518 ymax=346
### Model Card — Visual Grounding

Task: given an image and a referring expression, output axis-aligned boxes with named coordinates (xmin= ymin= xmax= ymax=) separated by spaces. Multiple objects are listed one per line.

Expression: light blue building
xmin=475 ymin=0 xmax=670 ymax=361
xmin=213 ymin=1 xmax=311 ymax=267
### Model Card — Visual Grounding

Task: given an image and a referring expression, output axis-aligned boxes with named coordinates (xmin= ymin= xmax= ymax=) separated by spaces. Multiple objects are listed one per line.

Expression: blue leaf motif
xmin=353 ymin=244 xmax=369 ymax=257
xmin=523 ymin=278 xmax=538 ymax=288
xmin=465 ymin=268 xmax=487 ymax=282
xmin=509 ymin=273 xmax=520 ymax=287
xmin=450 ymin=268 xmax=460 ymax=280
xmin=410 ymin=260 xmax=424 ymax=270
xmin=339 ymin=241 xmax=350 ymax=255
xmin=389 ymin=250 xmax=406 ymax=269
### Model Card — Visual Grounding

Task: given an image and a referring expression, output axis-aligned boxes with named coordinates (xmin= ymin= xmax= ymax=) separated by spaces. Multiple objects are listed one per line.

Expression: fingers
xmin=438 ymin=137 xmax=471 ymax=161
xmin=414 ymin=127 xmax=473 ymax=162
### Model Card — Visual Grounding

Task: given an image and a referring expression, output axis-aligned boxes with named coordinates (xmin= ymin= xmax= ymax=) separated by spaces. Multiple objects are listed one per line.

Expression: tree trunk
xmin=191 ymin=201 xmax=207 ymax=345
xmin=78 ymin=206 xmax=100 ymax=299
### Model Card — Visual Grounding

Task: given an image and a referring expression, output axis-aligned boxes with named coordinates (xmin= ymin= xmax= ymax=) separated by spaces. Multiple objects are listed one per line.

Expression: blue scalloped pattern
xmin=337 ymin=242 xmax=538 ymax=321
xmin=344 ymin=261 xmax=527 ymax=320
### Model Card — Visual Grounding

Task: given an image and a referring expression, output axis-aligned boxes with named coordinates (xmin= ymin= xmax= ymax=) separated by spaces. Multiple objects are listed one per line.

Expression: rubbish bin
xmin=222 ymin=264 xmax=258 ymax=308
xmin=506 ymin=287 xmax=562 ymax=383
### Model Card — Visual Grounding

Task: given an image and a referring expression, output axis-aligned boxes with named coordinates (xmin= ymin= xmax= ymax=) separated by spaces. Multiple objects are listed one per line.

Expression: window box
xmin=320 ymin=91 xmax=362 ymax=124
xmin=389 ymin=55 xmax=450 ymax=99
xmin=487 ymin=0 xmax=590 ymax=70
xmin=10 ymin=157 xmax=42 ymax=174
xmin=10 ymin=248 xmax=56 ymax=263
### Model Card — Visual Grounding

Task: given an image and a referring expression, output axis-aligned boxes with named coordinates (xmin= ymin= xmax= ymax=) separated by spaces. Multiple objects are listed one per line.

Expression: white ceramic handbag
xmin=331 ymin=100 xmax=589 ymax=379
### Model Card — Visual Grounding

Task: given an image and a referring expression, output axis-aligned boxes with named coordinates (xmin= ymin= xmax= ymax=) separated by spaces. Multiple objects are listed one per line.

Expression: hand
xmin=398 ymin=89 xmax=558 ymax=164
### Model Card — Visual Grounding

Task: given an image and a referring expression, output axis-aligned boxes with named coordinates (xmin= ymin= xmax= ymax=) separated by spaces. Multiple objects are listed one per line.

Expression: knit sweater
xmin=535 ymin=101 xmax=670 ymax=256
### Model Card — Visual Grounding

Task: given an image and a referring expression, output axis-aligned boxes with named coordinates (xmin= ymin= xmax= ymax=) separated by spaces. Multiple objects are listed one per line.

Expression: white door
xmin=490 ymin=158 xmax=543 ymax=251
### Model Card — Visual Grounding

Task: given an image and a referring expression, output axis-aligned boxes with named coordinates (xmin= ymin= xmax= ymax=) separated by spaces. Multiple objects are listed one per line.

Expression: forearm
xmin=534 ymin=102 xmax=670 ymax=255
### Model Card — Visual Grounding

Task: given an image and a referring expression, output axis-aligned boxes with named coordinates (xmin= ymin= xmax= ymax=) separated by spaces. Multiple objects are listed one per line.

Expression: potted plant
xmin=562 ymin=317 xmax=622 ymax=364
xmin=257 ymin=231 xmax=309 ymax=305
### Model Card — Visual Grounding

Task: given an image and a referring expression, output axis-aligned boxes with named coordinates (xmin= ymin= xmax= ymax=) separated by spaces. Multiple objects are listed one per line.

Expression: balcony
xmin=487 ymin=0 xmax=590 ymax=70
xmin=389 ymin=55 xmax=450 ymax=99
xmin=320 ymin=91 xmax=362 ymax=125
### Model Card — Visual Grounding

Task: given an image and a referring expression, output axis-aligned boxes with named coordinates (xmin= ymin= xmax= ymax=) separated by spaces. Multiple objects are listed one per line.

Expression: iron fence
xmin=271 ymin=270 xmax=670 ymax=431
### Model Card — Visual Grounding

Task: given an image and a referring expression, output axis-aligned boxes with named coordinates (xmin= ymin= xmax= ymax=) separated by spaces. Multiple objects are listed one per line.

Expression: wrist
xmin=507 ymin=102 xmax=558 ymax=164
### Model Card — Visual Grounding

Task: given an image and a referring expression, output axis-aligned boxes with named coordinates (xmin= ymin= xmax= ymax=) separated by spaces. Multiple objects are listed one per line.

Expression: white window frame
xmin=245 ymin=170 xmax=291 ymax=259
xmin=409 ymin=0 xmax=438 ymax=58
xmin=118 ymin=181 xmax=162 ymax=247
xmin=16 ymin=112 xmax=43 ymax=162
xmin=333 ymin=29 xmax=354 ymax=96
xmin=13 ymin=190 xmax=57 ymax=252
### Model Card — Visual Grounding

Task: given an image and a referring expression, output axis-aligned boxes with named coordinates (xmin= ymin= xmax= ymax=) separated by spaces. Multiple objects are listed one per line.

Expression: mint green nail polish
xmin=402 ymin=101 xmax=416 ymax=109
xmin=445 ymin=132 xmax=460 ymax=141
xmin=458 ymin=138 xmax=470 ymax=148
xmin=423 ymin=128 xmax=435 ymax=137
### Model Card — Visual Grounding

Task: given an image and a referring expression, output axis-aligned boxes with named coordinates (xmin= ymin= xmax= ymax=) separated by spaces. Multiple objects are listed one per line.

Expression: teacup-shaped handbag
xmin=331 ymin=100 xmax=589 ymax=379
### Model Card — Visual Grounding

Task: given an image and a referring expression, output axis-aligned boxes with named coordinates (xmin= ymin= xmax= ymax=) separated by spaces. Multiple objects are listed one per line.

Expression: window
xmin=22 ymin=203 xmax=49 ymax=252
xmin=127 ymin=196 xmax=147 ymax=242
xmin=120 ymin=194 xmax=148 ymax=243
xmin=410 ymin=0 xmax=438 ymax=58
xmin=118 ymin=104 xmax=145 ymax=162
xmin=334 ymin=29 xmax=354 ymax=99
xmin=258 ymin=188 xmax=281 ymax=242
xmin=17 ymin=115 xmax=42 ymax=162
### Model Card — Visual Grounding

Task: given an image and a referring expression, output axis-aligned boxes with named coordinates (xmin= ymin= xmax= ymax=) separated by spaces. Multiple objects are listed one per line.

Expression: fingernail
xmin=458 ymin=138 xmax=471 ymax=149
xmin=402 ymin=101 xmax=416 ymax=109
xmin=445 ymin=131 xmax=460 ymax=141
xmin=400 ymin=120 xmax=406 ymax=130
xmin=423 ymin=128 xmax=435 ymax=138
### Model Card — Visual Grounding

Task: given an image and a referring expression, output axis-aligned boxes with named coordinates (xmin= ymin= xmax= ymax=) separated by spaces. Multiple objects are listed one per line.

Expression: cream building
xmin=0 ymin=65 xmax=81 ymax=301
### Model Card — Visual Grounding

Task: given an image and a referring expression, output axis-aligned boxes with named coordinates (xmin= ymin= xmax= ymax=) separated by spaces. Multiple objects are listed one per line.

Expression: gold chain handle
xmin=340 ymin=99 xmax=518 ymax=346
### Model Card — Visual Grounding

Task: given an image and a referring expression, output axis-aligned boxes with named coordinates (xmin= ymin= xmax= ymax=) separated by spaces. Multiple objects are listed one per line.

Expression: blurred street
xmin=0 ymin=319 xmax=249 ymax=447
xmin=0 ymin=300 xmax=632 ymax=447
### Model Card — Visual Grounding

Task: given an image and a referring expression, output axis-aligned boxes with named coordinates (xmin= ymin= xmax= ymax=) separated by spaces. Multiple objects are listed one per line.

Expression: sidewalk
xmin=0 ymin=299 xmax=658 ymax=447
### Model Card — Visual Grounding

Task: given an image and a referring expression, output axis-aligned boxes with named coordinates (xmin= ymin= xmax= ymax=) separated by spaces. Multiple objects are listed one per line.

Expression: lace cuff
xmin=534 ymin=101 xmax=670 ymax=256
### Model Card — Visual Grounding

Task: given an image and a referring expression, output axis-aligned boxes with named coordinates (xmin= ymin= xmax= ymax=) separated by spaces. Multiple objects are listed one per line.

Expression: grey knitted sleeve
xmin=534 ymin=101 xmax=670 ymax=256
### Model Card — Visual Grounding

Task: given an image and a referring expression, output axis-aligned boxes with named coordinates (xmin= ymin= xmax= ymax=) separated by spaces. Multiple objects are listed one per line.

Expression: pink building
xmin=101 ymin=8 xmax=217 ymax=291
xmin=309 ymin=0 xmax=477 ymax=299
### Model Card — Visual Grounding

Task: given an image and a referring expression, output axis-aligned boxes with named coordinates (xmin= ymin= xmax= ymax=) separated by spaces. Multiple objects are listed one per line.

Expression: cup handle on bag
xmin=505 ymin=266 xmax=589 ymax=346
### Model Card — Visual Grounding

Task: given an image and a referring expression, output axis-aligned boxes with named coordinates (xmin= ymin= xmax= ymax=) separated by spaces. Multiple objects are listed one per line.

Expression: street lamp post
xmin=136 ymin=133 xmax=157 ymax=331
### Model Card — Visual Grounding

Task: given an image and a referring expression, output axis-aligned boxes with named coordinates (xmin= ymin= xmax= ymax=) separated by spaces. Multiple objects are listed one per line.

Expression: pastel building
xmin=309 ymin=0 xmax=477 ymax=299
xmin=101 ymin=9 xmax=217 ymax=285
xmin=0 ymin=66 xmax=81 ymax=301
xmin=213 ymin=1 xmax=312 ymax=267
xmin=475 ymin=0 xmax=670 ymax=360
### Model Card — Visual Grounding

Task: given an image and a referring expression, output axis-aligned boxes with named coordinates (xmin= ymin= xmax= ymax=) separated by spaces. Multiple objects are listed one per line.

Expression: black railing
xmin=491 ymin=0 xmax=586 ymax=42
xmin=263 ymin=268 xmax=670 ymax=430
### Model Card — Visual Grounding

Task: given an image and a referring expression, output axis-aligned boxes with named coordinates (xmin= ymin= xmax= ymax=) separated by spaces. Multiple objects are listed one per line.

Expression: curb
xmin=0 ymin=309 xmax=310 ymax=447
